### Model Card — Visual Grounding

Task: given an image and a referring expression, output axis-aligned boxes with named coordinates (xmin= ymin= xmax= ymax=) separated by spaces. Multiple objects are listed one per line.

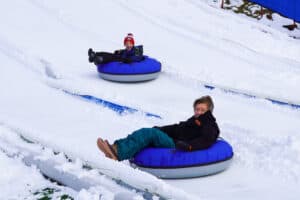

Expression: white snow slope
xmin=1 ymin=0 xmax=300 ymax=199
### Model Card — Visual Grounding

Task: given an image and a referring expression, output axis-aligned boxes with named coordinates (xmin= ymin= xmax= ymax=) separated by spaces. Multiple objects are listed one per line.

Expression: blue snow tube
xmin=97 ymin=56 xmax=161 ymax=82
xmin=130 ymin=139 xmax=234 ymax=179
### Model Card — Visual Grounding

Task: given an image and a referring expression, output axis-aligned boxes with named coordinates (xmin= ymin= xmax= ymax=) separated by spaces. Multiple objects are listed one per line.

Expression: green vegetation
xmin=223 ymin=0 xmax=273 ymax=20
xmin=33 ymin=187 xmax=74 ymax=200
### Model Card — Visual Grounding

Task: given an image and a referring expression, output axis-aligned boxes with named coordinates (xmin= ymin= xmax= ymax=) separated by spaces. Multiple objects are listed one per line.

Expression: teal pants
xmin=114 ymin=128 xmax=175 ymax=161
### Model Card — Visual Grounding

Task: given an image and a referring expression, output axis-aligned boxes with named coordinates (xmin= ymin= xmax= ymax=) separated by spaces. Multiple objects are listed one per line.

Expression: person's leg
xmin=88 ymin=48 xmax=125 ymax=64
xmin=114 ymin=128 xmax=175 ymax=161
xmin=94 ymin=52 xmax=125 ymax=64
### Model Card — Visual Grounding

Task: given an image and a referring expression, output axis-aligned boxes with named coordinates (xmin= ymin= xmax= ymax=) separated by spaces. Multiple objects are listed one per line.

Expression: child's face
xmin=125 ymin=41 xmax=134 ymax=50
xmin=194 ymin=103 xmax=209 ymax=117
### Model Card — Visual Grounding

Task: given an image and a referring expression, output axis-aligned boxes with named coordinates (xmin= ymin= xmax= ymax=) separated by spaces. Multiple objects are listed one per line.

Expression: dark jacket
xmin=154 ymin=111 xmax=220 ymax=151
xmin=114 ymin=45 xmax=144 ymax=63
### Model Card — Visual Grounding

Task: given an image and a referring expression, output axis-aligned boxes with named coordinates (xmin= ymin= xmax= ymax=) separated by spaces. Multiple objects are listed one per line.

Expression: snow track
xmin=1 ymin=0 xmax=300 ymax=199
xmin=0 ymin=125 xmax=154 ymax=200
xmin=62 ymin=90 xmax=162 ymax=119
xmin=163 ymin=66 xmax=300 ymax=109
xmin=0 ymin=122 xmax=196 ymax=200
xmin=1 ymin=33 xmax=299 ymax=116
xmin=1 ymin=40 xmax=300 ymax=198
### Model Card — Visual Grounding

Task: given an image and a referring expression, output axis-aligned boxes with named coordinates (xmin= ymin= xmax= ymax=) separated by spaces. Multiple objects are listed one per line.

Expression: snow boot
xmin=88 ymin=48 xmax=94 ymax=57
xmin=88 ymin=48 xmax=96 ymax=63
xmin=97 ymin=138 xmax=117 ymax=160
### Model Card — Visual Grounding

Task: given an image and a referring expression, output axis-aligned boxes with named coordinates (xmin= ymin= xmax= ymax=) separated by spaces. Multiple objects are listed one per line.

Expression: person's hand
xmin=194 ymin=119 xmax=201 ymax=126
xmin=175 ymin=141 xmax=191 ymax=151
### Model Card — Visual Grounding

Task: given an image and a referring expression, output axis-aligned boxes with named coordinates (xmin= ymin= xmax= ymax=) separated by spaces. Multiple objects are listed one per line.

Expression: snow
xmin=0 ymin=141 xmax=77 ymax=199
xmin=0 ymin=0 xmax=300 ymax=199
xmin=221 ymin=0 xmax=300 ymax=39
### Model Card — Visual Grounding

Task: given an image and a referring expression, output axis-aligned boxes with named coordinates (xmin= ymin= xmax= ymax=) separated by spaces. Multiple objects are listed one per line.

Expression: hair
xmin=193 ymin=95 xmax=214 ymax=112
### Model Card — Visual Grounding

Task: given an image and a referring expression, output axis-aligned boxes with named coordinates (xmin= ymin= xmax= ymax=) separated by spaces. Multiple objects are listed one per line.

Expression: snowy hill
xmin=1 ymin=0 xmax=300 ymax=199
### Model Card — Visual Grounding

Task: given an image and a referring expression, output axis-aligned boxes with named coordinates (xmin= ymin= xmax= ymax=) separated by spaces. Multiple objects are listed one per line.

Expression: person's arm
xmin=154 ymin=117 xmax=194 ymax=139
xmin=134 ymin=45 xmax=143 ymax=56
xmin=128 ymin=45 xmax=144 ymax=62
xmin=115 ymin=49 xmax=132 ymax=63
xmin=153 ymin=124 xmax=179 ymax=137
xmin=176 ymin=111 xmax=220 ymax=151
xmin=175 ymin=123 xmax=219 ymax=151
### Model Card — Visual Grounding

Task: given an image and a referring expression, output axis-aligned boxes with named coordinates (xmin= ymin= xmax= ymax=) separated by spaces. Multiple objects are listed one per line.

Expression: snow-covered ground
xmin=1 ymin=0 xmax=300 ymax=199
xmin=215 ymin=0 xmax=300 ymax=39
xmin=0 ymin=138 xmax=77 ymax=199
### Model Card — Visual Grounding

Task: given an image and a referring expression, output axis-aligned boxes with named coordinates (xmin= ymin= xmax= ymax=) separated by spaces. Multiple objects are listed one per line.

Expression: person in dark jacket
xmin=88 ymin=33 xmax=144 ymax=65
xmin=97 ymin=96 xmax=220 ymax=161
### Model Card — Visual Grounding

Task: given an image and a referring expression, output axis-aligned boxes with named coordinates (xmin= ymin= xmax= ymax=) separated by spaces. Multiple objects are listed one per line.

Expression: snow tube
xmin=130 ymin=139 xmax=233 ymax=179
xmin=97 ymin=56 xmax=161 ymax=82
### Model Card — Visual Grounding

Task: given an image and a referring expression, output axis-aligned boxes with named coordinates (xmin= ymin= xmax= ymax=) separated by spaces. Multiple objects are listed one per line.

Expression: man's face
xmin=125 ymin=41 xmax=133 ymax=50
xmin=194 ymin=103 xmax=209 ymax=117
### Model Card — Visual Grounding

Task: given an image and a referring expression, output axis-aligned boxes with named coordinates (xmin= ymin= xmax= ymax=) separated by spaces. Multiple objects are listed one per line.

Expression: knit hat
xmin=124 ymin=33 xmax=135 ymax=45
